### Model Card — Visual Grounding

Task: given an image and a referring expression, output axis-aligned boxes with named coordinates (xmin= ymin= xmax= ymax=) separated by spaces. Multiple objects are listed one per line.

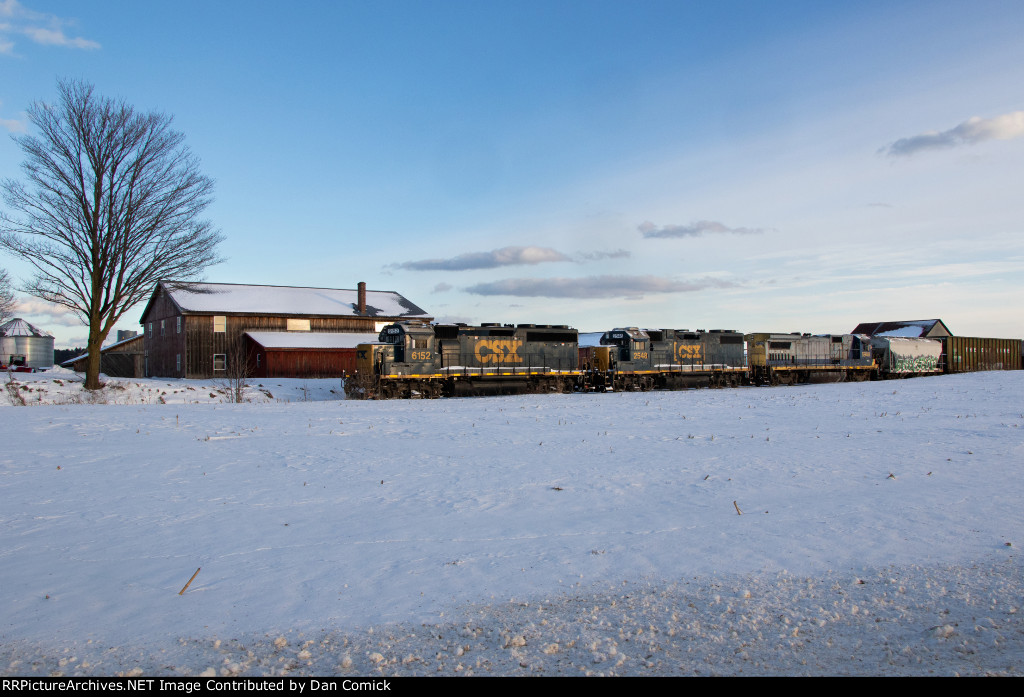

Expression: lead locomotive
xmin=347 ymin=320 xmax=580 ymax=398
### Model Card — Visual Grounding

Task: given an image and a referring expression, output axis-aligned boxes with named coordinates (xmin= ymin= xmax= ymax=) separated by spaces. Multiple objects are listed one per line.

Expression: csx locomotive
xmin=345 ymin=320 xmax=947 ymax=399
xmin=350 ymin=321 xmax=579 ymax=398
xmin=588 ymin=327 xmax=746 ymax=391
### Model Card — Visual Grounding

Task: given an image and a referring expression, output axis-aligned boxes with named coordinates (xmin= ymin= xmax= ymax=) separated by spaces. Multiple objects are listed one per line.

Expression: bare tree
xmin=0 ymin=79 xmax=223 ymax=389
xmin=219 ymin=333 xmax=253 ymax=403
xmin=0 ymin=268 xmax=15 ymax=324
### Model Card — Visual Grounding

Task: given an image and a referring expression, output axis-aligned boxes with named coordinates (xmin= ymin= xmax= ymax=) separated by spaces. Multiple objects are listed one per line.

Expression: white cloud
xmin=882 ymin=111 xmax=1024 ymax=157
xmin=12 ymin=298 xmax=83 ymax=327
xmin=22 ymin=25 xmax=99 ymax=49
xmin=638 ymin=220 xmax=769 ymax=238
xmin=393 ymin=246 xmax=571 ymax=271
xmin=1 ymin=115 xmax=26 ymax=132
xmin=465 ymin=275 xmax=736 ymax=299
xmin=0 ymin=0 xmax=100 ymax=53
xmin=575 ymin=249 xmax=631 ymax=261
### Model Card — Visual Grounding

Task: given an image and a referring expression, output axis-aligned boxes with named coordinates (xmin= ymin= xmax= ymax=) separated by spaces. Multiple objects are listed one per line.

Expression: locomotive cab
xmin=600 ymin=328 xmax=650 ymax=366
xmin=379 ymin=321 xmax=436 ymax=370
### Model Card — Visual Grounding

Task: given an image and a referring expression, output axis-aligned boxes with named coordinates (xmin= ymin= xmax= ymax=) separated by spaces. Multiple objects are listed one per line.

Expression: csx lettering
xmin=474 ymin=339 xmax=523 ymax=364
xmin=676 ymin=344 xmax=702 ymax=361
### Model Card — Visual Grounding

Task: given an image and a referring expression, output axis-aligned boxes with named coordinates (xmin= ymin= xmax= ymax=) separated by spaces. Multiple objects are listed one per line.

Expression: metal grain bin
xmin=0 ymin=318 xmax=54 ymax=370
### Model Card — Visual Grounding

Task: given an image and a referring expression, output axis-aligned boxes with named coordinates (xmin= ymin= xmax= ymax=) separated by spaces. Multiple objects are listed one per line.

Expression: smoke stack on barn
xmin=357 ymin=282 xmax=367 ymax=315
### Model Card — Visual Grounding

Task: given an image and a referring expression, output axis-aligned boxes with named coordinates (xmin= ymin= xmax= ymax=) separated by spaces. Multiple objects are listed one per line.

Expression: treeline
xmin=53 ymin=348 xmax=86 ymax=365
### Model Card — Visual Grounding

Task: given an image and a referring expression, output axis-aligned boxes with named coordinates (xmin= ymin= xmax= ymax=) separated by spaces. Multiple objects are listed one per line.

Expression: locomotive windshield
xmin=380 ymin=326 xmax=403 ymax=343
xmin=601 ymin=331 xmax=629 ymax=347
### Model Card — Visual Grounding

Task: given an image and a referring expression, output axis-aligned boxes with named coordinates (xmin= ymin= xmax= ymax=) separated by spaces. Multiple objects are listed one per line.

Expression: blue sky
xmin=2 ymin=0 xmax=1022 ymax=348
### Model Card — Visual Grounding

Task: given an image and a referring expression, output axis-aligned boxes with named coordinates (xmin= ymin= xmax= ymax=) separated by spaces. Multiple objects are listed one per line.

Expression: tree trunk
xmin=84 ymin=326 xmax=105 ymax=390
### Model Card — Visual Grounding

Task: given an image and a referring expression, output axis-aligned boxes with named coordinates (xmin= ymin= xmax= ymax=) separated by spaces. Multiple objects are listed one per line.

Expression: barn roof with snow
xmin=244 ymin=331 xmax=379 ymax=349
xmin=851 ymin=319 xmax=952 ymax=338
xmin=140 ymin=281 xmax=429 ymax=320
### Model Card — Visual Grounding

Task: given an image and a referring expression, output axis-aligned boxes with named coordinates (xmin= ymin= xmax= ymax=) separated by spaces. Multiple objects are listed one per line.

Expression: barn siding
xmin=179 ymin=314 xmax=376 ymax=378
xmin=141 ymin=289 xmax=187 ymax=378
xmin=248 ymin=346 xmax=358 ymax=378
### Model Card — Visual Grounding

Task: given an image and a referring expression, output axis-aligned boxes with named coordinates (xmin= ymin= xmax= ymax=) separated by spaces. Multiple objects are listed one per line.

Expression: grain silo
xmin=0 ymin=318 xmax=55 ymax=370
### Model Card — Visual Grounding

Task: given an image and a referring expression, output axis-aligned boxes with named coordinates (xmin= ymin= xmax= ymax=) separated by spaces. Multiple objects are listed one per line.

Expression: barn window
xmin=176 ymin=354 xmax=181 ymax=372
xmin=147 ymin=322 xmax=152 ymax=336
xmin=214 ymin=316 xmax=226 ymax=333
xmin=213 ymin=354 xmax=226 ymax=371
xmin=287 ymin=318 xmax=310 ymax=331
xmin=160 ymin=319 xmax=165 ymax=336
xmin=177 ymin=317 xmax=182 ymax=334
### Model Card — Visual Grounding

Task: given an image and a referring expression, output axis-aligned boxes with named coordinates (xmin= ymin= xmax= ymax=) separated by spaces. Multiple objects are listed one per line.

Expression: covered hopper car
xmin=869 ymin=336 xmax=943 ymax=376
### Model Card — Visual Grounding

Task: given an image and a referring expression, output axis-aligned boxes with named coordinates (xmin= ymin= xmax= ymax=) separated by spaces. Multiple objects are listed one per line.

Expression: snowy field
xmin=1 ymin=368 xmax=1022 ymax=676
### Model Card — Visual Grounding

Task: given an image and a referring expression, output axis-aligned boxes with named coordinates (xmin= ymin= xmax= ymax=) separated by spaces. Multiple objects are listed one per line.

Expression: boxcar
xmin=941 ymin=336 xmax=1023 ymax=373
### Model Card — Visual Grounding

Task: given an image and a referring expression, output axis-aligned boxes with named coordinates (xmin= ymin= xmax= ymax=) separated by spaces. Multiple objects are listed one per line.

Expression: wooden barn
xmin=244 ymin=331 xmax=378 ymax=378
xmin=140 ymin=281 xmax=430 ymax=378
xmin=62 ymin=331 xmax=145 ymax=378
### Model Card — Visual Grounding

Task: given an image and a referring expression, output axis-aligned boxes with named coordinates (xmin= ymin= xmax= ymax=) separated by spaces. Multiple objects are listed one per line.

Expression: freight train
xmin=344 ymin=319 xmax=990 ymax=399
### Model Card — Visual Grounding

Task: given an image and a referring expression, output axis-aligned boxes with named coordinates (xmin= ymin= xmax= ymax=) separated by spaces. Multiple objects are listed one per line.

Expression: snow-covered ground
xmin=1 ymin=368 xmax=1022 ymax=676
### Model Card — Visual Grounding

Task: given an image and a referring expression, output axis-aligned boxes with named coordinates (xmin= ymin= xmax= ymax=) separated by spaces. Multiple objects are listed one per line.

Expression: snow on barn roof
xmin=147 ymin=281 xmax=429 ymax=319
xmin=0 ymin=318 xmax=53 ymax=338
xmin=851 ymin=319 xmax=951 ymax=338
xmin=59 ymin=334 xmax=144 ymax=367
xmin=245 ymin=332 xmax=379 ymax=349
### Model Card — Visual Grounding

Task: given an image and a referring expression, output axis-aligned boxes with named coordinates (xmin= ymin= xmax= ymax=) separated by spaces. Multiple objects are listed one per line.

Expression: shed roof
xmin=141 ymin=281 xmax=429 ymax=321
xmin=0 ymin=318 xmax=53 ymax=338
xmin=245 ymin=332 xmax=379 ymax=350
xmin=851 ymin=319 xmax=952 ymax=338
xmin=59 ymin=334 xmax=145 ymax=367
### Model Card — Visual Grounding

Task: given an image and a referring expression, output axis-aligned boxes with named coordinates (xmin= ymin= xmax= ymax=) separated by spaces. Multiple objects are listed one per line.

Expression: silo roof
xmin=0 ymin=318 xmax=54 ymax=338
